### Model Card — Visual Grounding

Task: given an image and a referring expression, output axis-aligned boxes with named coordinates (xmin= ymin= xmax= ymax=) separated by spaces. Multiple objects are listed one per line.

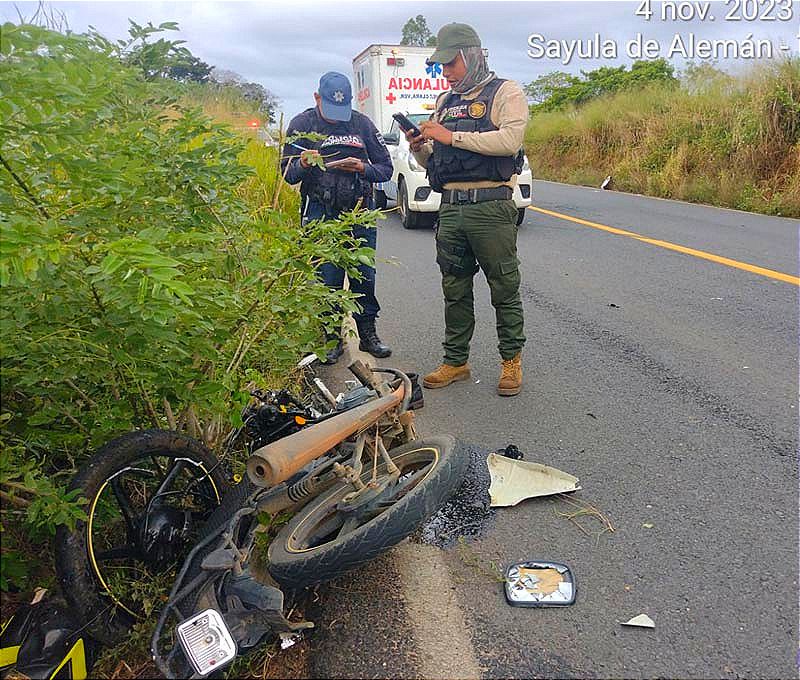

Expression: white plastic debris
xmin=622 ymin=614 xmax=655 ymax=628
xmin=279 ymin=632 xmax=303 ymax=649
xmin=487 ymin=453 xmax=581 ymax=507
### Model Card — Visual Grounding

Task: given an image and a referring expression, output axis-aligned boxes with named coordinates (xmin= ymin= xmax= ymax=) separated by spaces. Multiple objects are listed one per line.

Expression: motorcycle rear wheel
xmin=267 ymin=435 xmax=466 ymax=589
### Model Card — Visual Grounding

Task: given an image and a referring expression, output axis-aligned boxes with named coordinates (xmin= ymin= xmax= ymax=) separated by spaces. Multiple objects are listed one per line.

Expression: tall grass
xmin=238 ymin=142 xmax=300 ymax=217
xmin=179 ymin=82 xmax=266 ymax=137
xmin=179 ymin=83 xmax=300 ymax=218
xmin=525 ymin=59 xmax=800 ymax=217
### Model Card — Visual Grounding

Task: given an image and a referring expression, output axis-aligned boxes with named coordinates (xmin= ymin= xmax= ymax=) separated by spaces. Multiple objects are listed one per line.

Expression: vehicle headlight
xmin=407 ymin=152 xmax=424 ymax=172
xmin=522 ymin=155 xmax=530 ymax=172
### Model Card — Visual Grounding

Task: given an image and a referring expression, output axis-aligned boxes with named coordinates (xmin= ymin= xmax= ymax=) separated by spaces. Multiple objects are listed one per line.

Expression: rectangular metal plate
xmin=505 ymin=561 xmax=576 ymax=607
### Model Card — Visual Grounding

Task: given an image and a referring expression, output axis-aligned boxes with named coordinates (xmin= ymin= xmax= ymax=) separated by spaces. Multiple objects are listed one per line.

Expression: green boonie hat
xmin=427 ymin=23 xmax=481 ymax=65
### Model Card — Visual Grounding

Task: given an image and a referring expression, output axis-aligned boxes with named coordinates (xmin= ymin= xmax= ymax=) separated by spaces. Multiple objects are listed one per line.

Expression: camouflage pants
xmin=435 ymin=199 xmax=525 ymax=365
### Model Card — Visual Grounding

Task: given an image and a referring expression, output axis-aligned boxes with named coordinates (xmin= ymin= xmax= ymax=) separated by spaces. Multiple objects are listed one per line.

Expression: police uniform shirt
xmin=412 ymin=79 xmax=528 ymax=190
xmin=281 ymin=107 xmax=393 ymax=189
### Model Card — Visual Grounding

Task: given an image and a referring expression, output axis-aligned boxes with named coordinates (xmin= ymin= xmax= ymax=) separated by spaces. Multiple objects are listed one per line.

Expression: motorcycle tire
xmin=267 ymin=435 xmax=466 ymax=589
xmin=55 ymin=430 xmax=230 ymax=645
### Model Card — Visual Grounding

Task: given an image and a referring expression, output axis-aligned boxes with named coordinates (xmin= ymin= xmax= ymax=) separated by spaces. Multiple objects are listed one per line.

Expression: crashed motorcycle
xmin=47 ymin=360 xmax=465 ymax=677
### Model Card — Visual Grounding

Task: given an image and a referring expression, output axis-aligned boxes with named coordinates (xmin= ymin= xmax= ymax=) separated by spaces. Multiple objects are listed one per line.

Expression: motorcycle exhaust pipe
xmin=246 ymin=387 xmax=403 ymax=488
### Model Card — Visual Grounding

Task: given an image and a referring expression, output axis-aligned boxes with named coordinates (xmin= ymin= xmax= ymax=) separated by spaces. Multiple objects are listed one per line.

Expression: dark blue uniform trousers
xmin=304 ymin=199 xmax=380 ymax=324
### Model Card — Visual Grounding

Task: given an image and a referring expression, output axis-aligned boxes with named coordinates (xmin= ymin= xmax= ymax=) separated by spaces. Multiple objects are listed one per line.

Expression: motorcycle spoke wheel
xmin=55 ymin=430 xmax=228 ymax=644
xmin=86 ymin=457 xmax=220 ymax=618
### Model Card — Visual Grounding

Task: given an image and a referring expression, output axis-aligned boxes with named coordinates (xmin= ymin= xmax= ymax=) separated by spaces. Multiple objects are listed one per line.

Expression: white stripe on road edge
xmin=393 ymin=541 xmax=484 ymax=680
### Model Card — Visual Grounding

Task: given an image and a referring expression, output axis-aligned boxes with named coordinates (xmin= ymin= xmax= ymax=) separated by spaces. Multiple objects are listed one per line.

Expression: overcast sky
xmin=4 ymin=1 xmax=797 ymax=123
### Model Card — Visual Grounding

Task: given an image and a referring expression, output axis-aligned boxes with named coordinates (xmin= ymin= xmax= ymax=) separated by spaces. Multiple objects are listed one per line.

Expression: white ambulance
xmin=352 ymin=44 xmax=533 ymax=229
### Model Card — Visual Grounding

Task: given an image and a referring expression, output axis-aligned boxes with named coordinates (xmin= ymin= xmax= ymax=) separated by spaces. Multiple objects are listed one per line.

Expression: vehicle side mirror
xmin=383 ymin=133 xmax=400 ymax=145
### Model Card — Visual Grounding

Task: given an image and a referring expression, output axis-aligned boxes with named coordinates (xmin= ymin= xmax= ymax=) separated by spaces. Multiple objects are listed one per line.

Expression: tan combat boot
xmin=423 ymin=363 xmax=471 ymax=389
xmin=497 ymin=353 xmax=522 ymax=396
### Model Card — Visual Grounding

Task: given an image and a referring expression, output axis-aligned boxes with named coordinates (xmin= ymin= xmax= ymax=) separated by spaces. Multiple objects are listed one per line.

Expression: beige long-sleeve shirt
xmin=412 ymin=78 xmax=528 ymax=190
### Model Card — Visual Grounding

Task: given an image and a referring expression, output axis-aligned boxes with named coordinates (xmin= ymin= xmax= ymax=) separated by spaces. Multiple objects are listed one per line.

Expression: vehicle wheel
xmin=516 ymin=208 xmax=526 ymax=226
xmin=55 ymin=430 xmax=229 ymax=644
xmin=373 ymin=187 xmax=388 ymax=210
xmin=398 ymin=178 xmax=426 ymax=230
xmin=268 ymin=435 xmax=467 ymax=589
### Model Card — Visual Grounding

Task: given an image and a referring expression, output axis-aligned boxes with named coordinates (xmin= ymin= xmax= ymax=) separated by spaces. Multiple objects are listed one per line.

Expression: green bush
xmin=0 ymin=22 xmax=374 ymax=589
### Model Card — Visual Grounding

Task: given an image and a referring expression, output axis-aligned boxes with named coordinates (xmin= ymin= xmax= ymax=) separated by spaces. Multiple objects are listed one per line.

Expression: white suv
xmin=376 ymin=112 xmax=533 ymax=229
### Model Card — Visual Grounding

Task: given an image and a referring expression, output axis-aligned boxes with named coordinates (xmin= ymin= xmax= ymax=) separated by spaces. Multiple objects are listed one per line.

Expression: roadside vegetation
xmin=0 ymin=18 xmax=375 ymax=609
xmin=524 ymin=58 xmax=800 ymax=217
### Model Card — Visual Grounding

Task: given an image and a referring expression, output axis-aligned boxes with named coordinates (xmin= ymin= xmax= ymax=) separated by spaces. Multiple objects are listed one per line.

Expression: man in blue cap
xmin=281 ymin=72 xmax=393 ymax=364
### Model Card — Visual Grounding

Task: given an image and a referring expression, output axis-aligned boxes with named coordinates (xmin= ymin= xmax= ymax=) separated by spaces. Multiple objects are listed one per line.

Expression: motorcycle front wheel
xmin=55 ymin=430 xmax=229 ymax=644
xmin=267 ymin=435 xmax=466 ymax=589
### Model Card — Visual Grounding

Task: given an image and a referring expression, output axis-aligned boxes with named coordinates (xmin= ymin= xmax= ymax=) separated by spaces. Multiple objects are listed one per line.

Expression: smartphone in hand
xmin=392 ymin=112 xmax=422 ymax=138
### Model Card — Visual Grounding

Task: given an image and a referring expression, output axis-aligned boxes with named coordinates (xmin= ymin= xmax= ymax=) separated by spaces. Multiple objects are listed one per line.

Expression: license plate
xmin=176 ymin=609 xmax=237 ymax=676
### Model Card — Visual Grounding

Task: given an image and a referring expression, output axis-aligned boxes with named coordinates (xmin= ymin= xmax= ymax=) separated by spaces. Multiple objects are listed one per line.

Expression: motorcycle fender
xmin=48 ymin=638 xmax=89 ymax=680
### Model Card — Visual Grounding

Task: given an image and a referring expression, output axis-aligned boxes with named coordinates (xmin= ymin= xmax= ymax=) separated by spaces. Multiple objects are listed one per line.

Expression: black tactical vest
xmin=427 ymin=78 xmax=523 ymax=192
xmin=305 ymin=131 xmax=371 ymax=213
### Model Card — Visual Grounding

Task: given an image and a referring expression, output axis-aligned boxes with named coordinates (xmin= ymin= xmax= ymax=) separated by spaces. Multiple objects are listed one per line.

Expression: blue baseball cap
xmin=317 ymin=71 xmax=352 ymax=122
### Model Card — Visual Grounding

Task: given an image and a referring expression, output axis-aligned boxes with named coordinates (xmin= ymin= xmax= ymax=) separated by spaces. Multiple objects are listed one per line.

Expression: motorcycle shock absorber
xmin=286 ymin=461 xmax=341 ymax=503
xmin=286 ymin=476 xmax=310 ymax=503
xmin=255 ymin=466 xmax=335 ymax=515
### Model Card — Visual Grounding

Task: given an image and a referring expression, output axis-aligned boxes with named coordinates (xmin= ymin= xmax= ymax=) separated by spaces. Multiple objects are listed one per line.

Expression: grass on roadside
xmin=525 ymin=58 xmax=800 ymax=217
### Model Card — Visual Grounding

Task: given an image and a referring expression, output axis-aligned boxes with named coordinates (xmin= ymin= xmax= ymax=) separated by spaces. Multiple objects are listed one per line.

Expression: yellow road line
xmin=528 ymin=206 xmax=799 ymax=287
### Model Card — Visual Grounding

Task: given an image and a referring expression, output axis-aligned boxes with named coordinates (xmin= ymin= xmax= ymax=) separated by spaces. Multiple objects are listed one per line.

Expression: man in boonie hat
xmin=281 ymin=72 xmax=394 ymax=364
xmin=406 ymin=23 xmax=529 ymax=396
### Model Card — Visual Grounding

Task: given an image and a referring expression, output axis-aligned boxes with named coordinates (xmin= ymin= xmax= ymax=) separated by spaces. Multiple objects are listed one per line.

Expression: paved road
xmin=310 ymin=181 xmax=798 ymax=679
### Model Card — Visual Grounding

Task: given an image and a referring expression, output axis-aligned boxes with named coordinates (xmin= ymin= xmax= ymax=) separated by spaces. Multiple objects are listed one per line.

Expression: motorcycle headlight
xmin=407 ymin=152 xmax=424 ymax=173
xmin=522 ymin=155 xmax=530 ymax=172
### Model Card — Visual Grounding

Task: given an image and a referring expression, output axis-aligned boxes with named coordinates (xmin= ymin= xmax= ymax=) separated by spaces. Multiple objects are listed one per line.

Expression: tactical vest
xmin=304 ymin=130 xmax=371 ymax=213
xmin=427 ymin=78 xmax=523 ymax=192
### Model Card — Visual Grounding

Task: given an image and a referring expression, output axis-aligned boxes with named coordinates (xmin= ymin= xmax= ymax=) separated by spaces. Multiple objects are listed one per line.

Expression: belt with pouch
xmin=440 ymin=186 xmax=513 ymax=204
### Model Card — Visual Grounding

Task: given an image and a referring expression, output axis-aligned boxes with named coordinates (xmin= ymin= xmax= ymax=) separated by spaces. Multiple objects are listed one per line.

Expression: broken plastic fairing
xmin=487 ymin=453 xmax=581 ymax=507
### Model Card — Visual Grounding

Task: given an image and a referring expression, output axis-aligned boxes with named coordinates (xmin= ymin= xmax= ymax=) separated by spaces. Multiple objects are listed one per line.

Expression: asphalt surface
xmin=310 ymin=181 xmax=798 ymax=679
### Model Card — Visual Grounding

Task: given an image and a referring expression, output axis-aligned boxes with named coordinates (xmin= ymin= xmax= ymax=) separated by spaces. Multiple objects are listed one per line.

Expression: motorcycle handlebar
xmin=348 ymin=361 xmax=412 ymax=412
xmin=347 ymin=359 xmax=382 ymax=392
xmin=371 ymin=367 xmax=412 ymax=413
